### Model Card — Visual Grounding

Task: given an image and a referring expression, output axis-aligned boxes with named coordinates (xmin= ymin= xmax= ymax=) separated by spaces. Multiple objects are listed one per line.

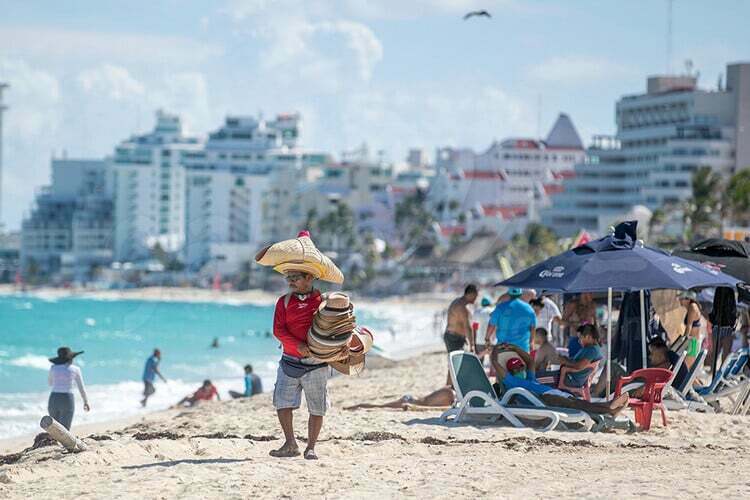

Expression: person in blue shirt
xmin=230 ymin=364 xmax=263 ymax=399
xmin=490 ymin=343 xmax=627 ymax=416
xmin=557 ymin=324 xmax=603 ymax=387
xmin=141 ymin=349 xmax=166 ymax=407
xmin=485 ymin=288 xmax=536 ymax=353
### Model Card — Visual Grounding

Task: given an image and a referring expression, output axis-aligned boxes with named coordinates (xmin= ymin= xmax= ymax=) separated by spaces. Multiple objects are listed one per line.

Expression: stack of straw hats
xmin=307 ymin=292 xmax=373 ymax=375
xmin=254 ymin=231 xmax=344 ymax=284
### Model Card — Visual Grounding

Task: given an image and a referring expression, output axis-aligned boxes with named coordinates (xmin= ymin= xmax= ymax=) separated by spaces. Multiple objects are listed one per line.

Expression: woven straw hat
xmin=318 ymin=292 xmax=352 ymax=316
xmin=255 ymin=231 xmax=344 ymax=284
xmin=328 ymin=327 xmax=374 ymax=375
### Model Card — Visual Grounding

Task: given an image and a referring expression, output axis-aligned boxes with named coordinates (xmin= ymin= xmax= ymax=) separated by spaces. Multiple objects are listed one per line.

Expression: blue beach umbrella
xmin=497 ymin=224 xmax=740 ymax=293
xmin=497 ymin=221 xmax=741 ymax=398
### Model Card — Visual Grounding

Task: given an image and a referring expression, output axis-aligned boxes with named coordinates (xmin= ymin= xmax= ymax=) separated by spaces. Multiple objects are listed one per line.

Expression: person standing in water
xmin=48 ymin=347 xmax=90 ymax=430
xmin=141 ymin=349 xmax=166 ymax=407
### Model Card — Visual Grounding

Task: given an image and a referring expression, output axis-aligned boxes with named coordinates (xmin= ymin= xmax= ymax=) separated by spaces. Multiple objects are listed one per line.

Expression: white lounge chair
xmin=440 ymin=351 xmax=593 ymax=432
xmin=663 ymin=349 xmax=714 ymax=412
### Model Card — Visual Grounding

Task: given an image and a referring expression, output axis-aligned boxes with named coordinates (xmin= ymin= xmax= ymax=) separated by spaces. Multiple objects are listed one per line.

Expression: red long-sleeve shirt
xmin=273 ymin=291 xmax=322 ymax=358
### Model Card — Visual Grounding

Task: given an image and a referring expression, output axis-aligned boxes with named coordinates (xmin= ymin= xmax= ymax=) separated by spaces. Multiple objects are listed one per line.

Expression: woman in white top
xmin=48 ymin=346 xmax=90 ymax=430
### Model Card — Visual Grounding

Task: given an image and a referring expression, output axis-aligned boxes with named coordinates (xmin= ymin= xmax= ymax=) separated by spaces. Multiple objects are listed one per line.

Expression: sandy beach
xmin=2 ymin=349 xmax=749 ymax=499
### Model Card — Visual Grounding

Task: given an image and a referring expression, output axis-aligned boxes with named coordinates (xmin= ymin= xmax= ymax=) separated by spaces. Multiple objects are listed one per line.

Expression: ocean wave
xmin=6 ymin=354 xmax=50 ymax=370
xmin=0 ymin=374 xmax=273 ymax=440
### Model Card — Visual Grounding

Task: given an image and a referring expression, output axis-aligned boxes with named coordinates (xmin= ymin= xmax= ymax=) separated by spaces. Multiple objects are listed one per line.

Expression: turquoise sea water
xmin=0 ymin=294 xmax=440 ymax=439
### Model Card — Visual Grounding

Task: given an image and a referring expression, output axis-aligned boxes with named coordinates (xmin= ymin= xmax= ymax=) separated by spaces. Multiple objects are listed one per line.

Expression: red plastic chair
xmin=558 ymin=360 xmax=600 ymax=401
xmin=615 ymin=368 xmax=672 ymax=431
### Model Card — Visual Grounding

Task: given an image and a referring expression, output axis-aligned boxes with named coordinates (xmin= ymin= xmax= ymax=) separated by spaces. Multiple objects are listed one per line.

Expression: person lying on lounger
xmin=343 ymin=386 xmax=456 ymax=410
xmin=491 ymin=344 xmax=628 ymax=416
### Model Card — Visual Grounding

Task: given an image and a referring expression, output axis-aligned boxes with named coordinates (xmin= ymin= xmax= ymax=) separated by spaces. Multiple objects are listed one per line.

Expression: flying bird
xmin=463 ymin=10 xmax=491 ymax=20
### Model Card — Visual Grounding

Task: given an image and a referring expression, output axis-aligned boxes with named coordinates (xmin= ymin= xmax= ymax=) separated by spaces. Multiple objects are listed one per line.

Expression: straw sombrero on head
xmin=254 ymin=231 xmax=344 ymax=284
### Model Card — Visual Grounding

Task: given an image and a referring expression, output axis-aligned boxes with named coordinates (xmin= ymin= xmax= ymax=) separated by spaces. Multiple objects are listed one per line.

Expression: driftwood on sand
xmin=39 ymin=416 xmax=87 ymax=452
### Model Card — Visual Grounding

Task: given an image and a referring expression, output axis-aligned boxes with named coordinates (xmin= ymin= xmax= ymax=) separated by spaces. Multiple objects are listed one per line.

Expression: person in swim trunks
xmin=444 ymin=284 xmax=478 ymax=385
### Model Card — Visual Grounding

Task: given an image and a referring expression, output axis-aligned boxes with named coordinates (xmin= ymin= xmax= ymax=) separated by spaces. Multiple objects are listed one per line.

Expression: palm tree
xmin=725 ymin=169 xmax=750 ymax=226
xmin=686 ymin=167 xmax=723 ymax=240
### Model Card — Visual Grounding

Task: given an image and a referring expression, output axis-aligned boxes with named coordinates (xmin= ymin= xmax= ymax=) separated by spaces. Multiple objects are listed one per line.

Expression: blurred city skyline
xmin=1 ymin=0 xmax=749 ymax=230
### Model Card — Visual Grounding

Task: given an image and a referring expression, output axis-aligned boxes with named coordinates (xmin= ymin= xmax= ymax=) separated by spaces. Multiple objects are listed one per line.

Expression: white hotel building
xmin=429 ymin=113 xmax=585 ymax=239
xmin=112 ymin=111 xmax=202 ymax=261
xmin=544 ymin=62 xmax=750 ymax=237
xmin=182 ymin=114 xmax=330 ymax=272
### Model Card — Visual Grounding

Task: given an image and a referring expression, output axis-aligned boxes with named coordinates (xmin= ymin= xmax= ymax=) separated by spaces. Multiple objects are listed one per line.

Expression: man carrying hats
xmin=256 ymin=231 xmax=345 ymax=461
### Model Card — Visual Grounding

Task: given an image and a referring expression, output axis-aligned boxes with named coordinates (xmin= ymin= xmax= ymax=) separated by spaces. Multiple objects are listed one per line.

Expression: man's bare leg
xmin=540 ymin=393 xmax=629 ymax=416
xmin=304 ymin=415 xmax=323 ymax=460
xmin=270 ymin=408 xmax=300 ymax=457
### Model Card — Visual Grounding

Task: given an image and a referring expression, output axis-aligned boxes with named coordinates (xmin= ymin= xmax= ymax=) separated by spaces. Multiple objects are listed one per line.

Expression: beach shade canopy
xmin=496 ymin=222 xmax=741 ymax=293
xmin=673 ymin=238 xmax=750 ymax=302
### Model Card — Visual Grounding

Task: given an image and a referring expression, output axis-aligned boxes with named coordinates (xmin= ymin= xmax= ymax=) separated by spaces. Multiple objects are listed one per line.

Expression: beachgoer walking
xmin=230 ymin=364 xmax=263 ymax=399
xmin=486 ymin=288 xmax=536 ymax=353
xmin=141 ymin=349 xmax=166 ymax=407
xmin=47 ymin=347 xmax=90 ymax=430
xmin=270 ymin=269 xmax=327 ymax=460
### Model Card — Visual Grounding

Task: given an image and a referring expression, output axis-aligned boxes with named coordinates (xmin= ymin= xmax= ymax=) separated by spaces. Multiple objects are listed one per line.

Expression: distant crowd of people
xmin=342 ymin=283 xmax=748 ymax=416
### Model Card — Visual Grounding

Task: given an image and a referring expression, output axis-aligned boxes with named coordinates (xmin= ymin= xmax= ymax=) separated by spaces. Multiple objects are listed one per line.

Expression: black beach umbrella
xmin=674 ymin=238 xmax=750 ymax=302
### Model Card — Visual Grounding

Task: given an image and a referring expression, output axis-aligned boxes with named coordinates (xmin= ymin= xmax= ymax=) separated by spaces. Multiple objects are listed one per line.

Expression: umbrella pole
xmin=640 ymin=289 xmax=647 ymax=369
xmin=607 ymin=287 xmax=613 ymax=400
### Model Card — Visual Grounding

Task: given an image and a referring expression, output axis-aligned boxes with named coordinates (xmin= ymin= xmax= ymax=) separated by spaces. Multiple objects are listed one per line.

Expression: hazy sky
xmin=1 ymin=0 xmax=749 ymax=230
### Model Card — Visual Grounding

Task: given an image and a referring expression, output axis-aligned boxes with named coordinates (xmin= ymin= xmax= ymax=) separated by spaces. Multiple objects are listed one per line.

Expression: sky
xmin=1 ymin=0 xmax=749 ymax=231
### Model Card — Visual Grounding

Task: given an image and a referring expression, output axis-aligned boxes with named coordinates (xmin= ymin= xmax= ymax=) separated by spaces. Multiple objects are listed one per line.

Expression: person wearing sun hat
xmin=47 ymin=346 xmax=90 ymax=430
xmin=486 ymin=287 xmax=537 ymax=353
xmin=255 ymin=230 xmax=343 ymax=461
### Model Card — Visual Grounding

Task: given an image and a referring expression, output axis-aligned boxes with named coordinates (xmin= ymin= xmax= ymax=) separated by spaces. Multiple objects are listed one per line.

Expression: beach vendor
xmin=255 ymin=231 xmax=345 ymax=461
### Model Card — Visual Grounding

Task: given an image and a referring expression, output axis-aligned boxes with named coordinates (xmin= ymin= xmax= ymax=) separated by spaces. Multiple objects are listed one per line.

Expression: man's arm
xmin=485 ymin=323 xmax=496 ymax=347
xmin=273 ymin=298 xmax=309 ymax=356
xmin=490 ymin=345 xmax=506 ymax=380
xmin=464 ymin=306 xmax=475 ymax=352
xmin=528 ymin=326 xmax=534 ymax=353
xmin=560 ymin=353 xmax=591 ymax=370
xmin=499 ymin=343 xmax=535 ymax=373
xmin=154 ymin=364 xmax=166 ymax=383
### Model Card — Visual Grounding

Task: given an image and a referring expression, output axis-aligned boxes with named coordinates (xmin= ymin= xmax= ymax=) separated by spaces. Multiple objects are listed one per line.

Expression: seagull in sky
xmin=463 ymin=10 xmax=491 ymax=20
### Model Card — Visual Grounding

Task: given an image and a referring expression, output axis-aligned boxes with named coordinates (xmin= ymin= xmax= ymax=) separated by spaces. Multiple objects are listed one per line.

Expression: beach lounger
xmin=440 ymin=351 xmax=592 ymax=432
xmin=663 ymin=349 xmax=714 ymax=412
xmin=698 ymin=348 xmax=750 ymax=407
xmin=731 ymin=380 xmax=750 ymax=415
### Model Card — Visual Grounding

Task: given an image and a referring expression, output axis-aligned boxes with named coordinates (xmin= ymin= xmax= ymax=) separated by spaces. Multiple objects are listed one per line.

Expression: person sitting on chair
xmin=491 ymin=344 xmax=628 ymax=416
xmin=537 ymin=324 xmax=603 ymax=388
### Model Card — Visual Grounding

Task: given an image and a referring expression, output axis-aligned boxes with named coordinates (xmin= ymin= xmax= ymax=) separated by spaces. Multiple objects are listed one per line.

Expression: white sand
xmin=2 ymin=351 xmax=749 ymax=499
